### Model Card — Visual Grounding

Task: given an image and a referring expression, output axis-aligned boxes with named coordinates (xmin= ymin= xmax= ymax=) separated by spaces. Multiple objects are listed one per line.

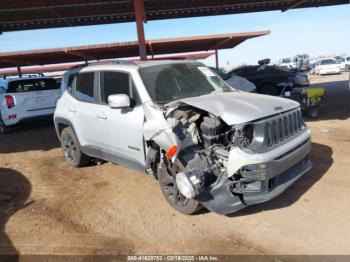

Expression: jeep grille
xmin=264 ymin=109 xmax=304 ymax=147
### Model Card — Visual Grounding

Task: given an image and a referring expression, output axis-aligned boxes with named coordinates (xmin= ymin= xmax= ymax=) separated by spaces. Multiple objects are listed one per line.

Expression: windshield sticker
xmin=197 ymin=67 xmax=216 ymax=77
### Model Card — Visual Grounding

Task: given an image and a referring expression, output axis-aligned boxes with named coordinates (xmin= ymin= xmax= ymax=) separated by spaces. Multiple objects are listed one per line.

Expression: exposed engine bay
xmin=156 ymin=105 xmax=263 ymax=200
xmin=143 ymin=95 xmax=311 ymax=215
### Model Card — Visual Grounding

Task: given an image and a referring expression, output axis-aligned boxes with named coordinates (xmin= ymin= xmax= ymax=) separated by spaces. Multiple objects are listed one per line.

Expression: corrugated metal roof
xmin=0 ymin=52 xmax=216 ymax=75
xmin=0 ymin=0 xmax=348 ymax=32
xmin=0 ymin=31 xmax=270 ymax=68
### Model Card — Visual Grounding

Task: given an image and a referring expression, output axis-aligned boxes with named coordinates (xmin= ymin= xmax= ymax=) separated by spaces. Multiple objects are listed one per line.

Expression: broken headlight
xmin=235 ymin=124 xmax=255 ymax=149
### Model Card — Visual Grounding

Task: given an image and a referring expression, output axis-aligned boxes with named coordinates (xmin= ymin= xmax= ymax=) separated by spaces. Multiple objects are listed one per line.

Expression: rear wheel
xmin=60 ymin=127 xmax=90 ymax=167
xmin=0 ymin=119 xmax=10 ymax=135
xmin=158 ymin=160 xmax=202 ymax=215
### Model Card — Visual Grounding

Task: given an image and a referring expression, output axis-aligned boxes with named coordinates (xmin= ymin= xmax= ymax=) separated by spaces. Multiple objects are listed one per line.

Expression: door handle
xmin=96 ymin=113 xmax=107 ymax=120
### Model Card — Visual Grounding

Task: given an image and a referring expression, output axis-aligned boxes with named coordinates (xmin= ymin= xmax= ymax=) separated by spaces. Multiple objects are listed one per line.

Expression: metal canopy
xmin=0 ymin=31 xmax=270 ymax=68
xmin=0 ymin=0 xmax=348 ymax=32
xmin=0 ymin=52 xmax=216 ymax=75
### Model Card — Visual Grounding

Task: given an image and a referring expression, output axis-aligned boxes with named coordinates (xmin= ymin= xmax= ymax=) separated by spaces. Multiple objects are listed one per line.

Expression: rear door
xmin=6 ymin=78 xmax=60 ymax=115
xmin=68 ymin=72 xmax=102 ymax=149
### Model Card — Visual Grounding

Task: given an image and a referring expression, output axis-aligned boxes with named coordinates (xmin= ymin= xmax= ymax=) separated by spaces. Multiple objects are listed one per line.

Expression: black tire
xmin=258 ymin=84 xmax=279 ymax=96
xmin=60 ymin=127 xmax=90 ymax=167
xmin=307 ymin=106 xmax=321 ymax=119
xmin=157 ymin=161 xmax=202 ymax=215
xmin=0 ymin=118 xmax=10 ymax=135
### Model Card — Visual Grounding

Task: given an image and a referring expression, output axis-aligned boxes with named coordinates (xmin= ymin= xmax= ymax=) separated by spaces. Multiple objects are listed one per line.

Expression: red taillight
xmin=5 ymin=95 xmax=15 ymax=109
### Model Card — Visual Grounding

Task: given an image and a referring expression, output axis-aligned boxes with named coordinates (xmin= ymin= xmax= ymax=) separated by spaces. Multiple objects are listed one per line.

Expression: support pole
xmin=133 ymin=0 xmax=147 ymax=61
xmin=215 ymin=49 xmax=219 ymax=69
xmin=17 ymin=65 xmax=22 ymax=77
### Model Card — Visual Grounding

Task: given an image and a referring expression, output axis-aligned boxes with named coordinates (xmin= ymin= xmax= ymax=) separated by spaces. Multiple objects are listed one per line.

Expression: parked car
xmin=315 ymin=58 xmax=341 ymax=75
xmin=293 ymin=54 xmax=310 ymax=71
xmin=224 ymin=73 xmax=257 ymax=93
xmin=226 ymin=59 xmax=309 ymax=96
xmin=333 ymin=56 xmax=342 ymax=63
xmin=0 ymin=76 xmax=60 ymax=134
xmin=279 ymin=58 xmax=295 ymax=69
xmin=54 ymin=60 xmax=312 ymax=216
xmin=210 ymin=67 xmax=256 ymax=93
xmin=339 ymin=56 xmax=350 ymax=71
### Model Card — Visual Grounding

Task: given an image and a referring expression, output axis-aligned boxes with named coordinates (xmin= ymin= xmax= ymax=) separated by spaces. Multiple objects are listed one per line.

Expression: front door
xmin=95 ymin=71 xmax=145 ymax=171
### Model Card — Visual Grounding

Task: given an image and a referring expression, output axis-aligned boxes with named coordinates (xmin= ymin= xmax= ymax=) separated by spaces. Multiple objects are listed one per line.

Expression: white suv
xmin=0 ymin=76 xmax=60 ymax=134
xmin=54 ymin=60 xmax=312 ymax=215
xmin=315 ymin=58 xmax=341 ymax=75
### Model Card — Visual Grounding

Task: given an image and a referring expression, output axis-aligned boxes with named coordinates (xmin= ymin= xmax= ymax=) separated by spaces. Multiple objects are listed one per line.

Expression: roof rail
xmin=89 ymin=60 xmax=136 ymax=66
xmin=66 ymin=60 xmax=136 ymax=72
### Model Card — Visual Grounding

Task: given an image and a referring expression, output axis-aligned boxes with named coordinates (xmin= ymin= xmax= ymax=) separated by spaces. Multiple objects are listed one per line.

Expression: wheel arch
xmin=54 ymin=117 xmax=79 ymax=142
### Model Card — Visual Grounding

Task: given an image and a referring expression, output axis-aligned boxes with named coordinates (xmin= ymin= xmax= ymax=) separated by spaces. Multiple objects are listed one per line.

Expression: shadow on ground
xmin=0 ymin=168 xmax=32 ymax=261
xmin=308 ymin=79 xmax=350 ymax=121
xmin=0 ymin=120 xmax=59 ymax=154
xmin=229 ymin=142 xmax=333 ymax=217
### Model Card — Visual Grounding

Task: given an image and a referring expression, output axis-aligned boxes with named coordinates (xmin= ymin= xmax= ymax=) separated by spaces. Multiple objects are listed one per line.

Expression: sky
xmin=0 ymin=4 xmax=349 ymax=69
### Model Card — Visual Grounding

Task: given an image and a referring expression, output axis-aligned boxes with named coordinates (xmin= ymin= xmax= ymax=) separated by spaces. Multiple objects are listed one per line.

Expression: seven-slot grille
xmin=265 ymin=109 xmax=304 ymax=146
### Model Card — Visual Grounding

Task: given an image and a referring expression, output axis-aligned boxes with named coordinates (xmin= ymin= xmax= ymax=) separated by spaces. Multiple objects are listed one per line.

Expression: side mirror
xmin=108 ymin=94 xmax=130 ymax=109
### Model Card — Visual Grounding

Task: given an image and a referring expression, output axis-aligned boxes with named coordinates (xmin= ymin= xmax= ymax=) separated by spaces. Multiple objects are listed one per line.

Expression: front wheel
xmin=60 ymin=127 xmax=90 ymax=167
xmin=157 ymin=161 xmax=202 ymax=215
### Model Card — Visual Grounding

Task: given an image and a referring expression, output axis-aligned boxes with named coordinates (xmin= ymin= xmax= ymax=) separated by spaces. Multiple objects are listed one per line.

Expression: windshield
xmin=282 ymin=58 xmax=291 ymax=63
xmin=139 ymin=63 xmax=233 ymax=104
xmin=320 ymin=59 xmax=337 ymax=65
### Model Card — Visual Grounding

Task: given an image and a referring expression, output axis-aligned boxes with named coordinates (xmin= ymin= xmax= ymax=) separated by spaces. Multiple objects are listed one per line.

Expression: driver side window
xmin=101 ymin=72 xmax=129 ymax=104
xmin=100 ymin=71 xmax=141 ymax=106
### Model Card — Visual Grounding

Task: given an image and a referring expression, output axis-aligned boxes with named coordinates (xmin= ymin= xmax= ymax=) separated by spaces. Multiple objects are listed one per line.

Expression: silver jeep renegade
xmin=54 ymin=60 xmax=312 ymax=215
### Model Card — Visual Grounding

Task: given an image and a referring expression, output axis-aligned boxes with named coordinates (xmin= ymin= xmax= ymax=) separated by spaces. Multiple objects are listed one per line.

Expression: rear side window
xmin=7 ymin=79 xmax=58 ymax=93
xmin=74 ymin=72 xmax=95 ymax=103
xmin=67 ymin=73 xmax=77 ymax=93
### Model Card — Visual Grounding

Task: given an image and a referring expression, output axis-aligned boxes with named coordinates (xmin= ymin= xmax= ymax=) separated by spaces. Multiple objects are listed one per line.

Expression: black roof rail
xmin=89 ymin=60 xmax=136 ymax=66
xmin=69 ymin=60 xmax=135 ymax=70
xmin=66 ymin=60 xmax=136 ymax=72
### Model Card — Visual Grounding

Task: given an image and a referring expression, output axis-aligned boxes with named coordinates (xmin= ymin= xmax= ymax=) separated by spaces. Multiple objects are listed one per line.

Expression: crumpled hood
xmin=168 ymin=92 xmax=299 ymax=125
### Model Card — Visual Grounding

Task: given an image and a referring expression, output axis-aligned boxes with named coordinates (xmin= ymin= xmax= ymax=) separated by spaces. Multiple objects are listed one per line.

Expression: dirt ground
xmin=0 ymin=72 xmax=349 ymax=258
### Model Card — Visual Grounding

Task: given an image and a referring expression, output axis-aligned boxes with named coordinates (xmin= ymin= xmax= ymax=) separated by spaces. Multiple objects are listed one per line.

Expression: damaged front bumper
xmin=198 ymin=136 xmax=312 ymax=215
